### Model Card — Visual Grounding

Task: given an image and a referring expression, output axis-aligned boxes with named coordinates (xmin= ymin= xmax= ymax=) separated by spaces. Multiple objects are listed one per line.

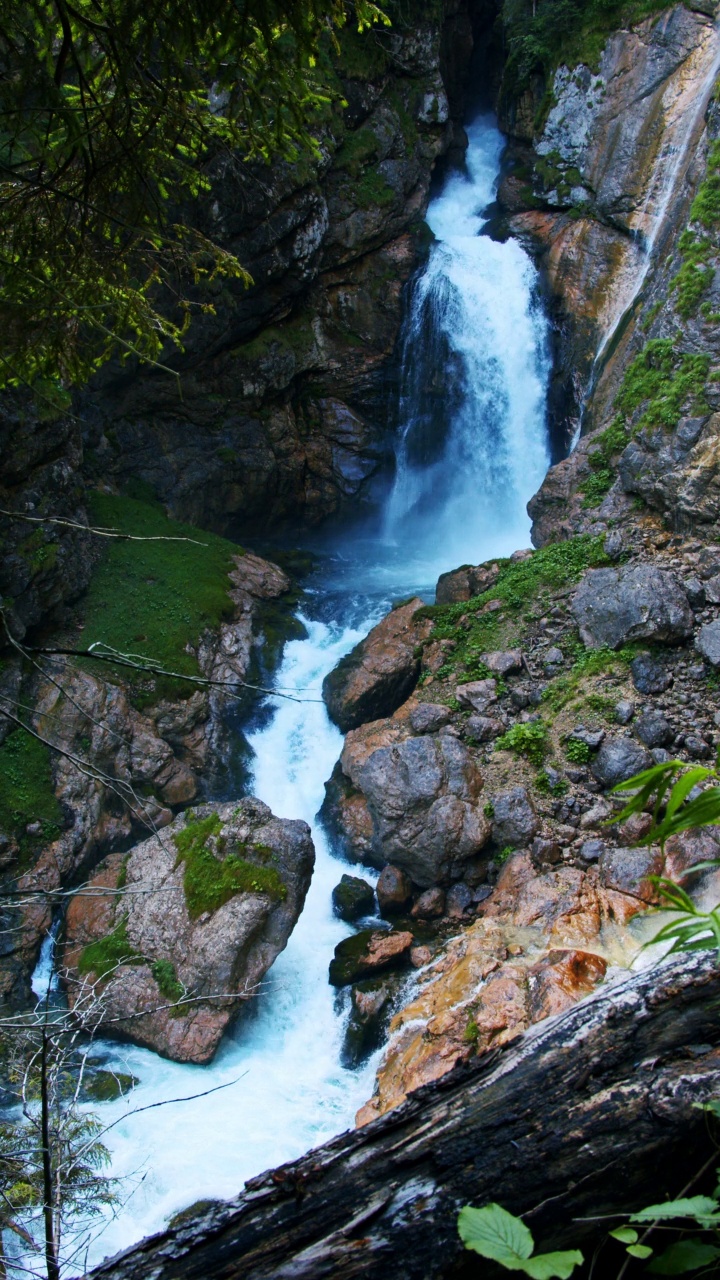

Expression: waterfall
xmin=45 ymin=112 xmax=553 ymax=1274
xmin=384 ymin=114 xmax=551 ymax=574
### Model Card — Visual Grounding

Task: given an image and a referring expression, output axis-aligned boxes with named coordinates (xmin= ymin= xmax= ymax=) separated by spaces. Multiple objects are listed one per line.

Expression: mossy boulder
xmin=64 ymin=799 xmax=314 ymax=1063
xmin=331 ymin=874 xmax=375 ymax=923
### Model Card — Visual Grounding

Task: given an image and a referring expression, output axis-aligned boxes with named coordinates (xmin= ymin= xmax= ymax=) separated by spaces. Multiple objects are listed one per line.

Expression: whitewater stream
xmin=36 ymin=114 xmax=554 ymax=1273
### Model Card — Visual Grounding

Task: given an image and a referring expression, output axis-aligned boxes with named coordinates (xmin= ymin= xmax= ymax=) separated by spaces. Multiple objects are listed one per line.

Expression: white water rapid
xmin=35 ymin=113 xmax=553 ymax=1274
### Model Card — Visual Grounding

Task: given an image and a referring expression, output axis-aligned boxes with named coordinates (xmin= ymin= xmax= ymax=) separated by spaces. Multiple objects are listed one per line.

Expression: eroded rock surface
xmin=322 ymin=598 xmax=431 ymax=731
xmin=64 ymin=799 xmax=314 ymax=1062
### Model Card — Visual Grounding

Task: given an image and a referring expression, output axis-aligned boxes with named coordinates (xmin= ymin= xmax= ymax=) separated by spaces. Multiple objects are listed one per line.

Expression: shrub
xmin=495 ymin=721 xmax=548 ymax=767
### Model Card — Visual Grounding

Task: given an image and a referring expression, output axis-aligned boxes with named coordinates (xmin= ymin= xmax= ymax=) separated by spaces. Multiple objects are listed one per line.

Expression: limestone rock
xmin=63 ymin=799 xmax=314 ymax=1063
xmin=351 ymin=733 xmax=491 ymax=886
xmin=571 ymin=565 xmax=692 ymax=650
xmin=455 ymin=678 xmax=498 ymax=713
xmin=631 ymin=653 xmax=673 ymax=695
xmin=322 ymin=599 xmax=431 ymax=732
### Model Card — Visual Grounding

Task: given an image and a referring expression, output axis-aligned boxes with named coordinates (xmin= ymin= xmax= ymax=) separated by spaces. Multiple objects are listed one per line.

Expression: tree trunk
xmin=88 ymin=952 xmax=720 ymax=1280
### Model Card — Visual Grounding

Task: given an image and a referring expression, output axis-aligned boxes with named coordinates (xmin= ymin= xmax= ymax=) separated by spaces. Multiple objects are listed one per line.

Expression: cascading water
xmin=34 ymin=113 xmax=553 ymax=1273
xmin=383 ymin=115 xmax=550 ymax=576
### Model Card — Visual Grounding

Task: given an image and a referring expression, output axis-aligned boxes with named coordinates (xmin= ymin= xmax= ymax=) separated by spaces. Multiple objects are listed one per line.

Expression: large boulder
xmin=322 ymin=599 xmax=431 ymax=732
xmin=334 ymin=730 xmax=491 ymax=886
xmin=571 ymin=565 xmax=692 ymax=650
xmin=63 ymin=799 xmax=314 ymax=1063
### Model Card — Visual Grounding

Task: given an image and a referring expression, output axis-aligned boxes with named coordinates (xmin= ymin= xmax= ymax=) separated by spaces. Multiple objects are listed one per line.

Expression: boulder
xmin=411 ymin=887 xmax=445 ymax=919
xmin=376 ymin=865 xmax=412 ymax=914
xmin=332 ymin=875 xmax=375 ymax=923
xmin=635 ymin=711 xmax=673 ymax=748
xmin=696 ymin=621 xmax=720 ymax=667
xmin=408 ymin=703 xmax=452 ymax=734
xmin=352 ymin=733 xmax=491 ymax=886
xmin=599 ymin=846 xmax=663 ymax=903
xmin=435 ymin=561 xmax=499 ymax=605
xmin=591 ymin=737 xmax=651 ymax=788
xmin=466 ymin=714 xmax=505 ymax=742
xmin=491 ymin=787 xmax=539 ymax=849
xmin=329 ymin=929 xmax=413 ymax=986
xmin=322 ymin=599 xmax=431 ymax=732
xmin=343 ymin=979 xmax=393 ymax=1066
xmin=571 ymin=565 xmax=692 ymax=650
xmin=630 ymin=653 xmax=673 ymax=694
xmin=455 ymin=678 xmax=498 ymax=713
xmin=482 ymin=650 xmax=523 ymax=675
xmin=63 ymin=800 xmax=314 ymax=1063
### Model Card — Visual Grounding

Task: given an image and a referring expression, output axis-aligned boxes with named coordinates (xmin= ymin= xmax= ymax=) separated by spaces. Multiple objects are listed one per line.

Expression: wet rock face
xmin=572 ymin=566 xmax=693 ymax=650
xmin=80 ymin=16 xmax=459 ymax=536
xmin=64 ymin=799 xmax=314 ymax=1063
xmin=322 ymin=599 xmax=431 ymax=732
xmin=501 ymin=5 xmax=720 ymax=417
xmin=329 ymin=929 xmax=413 ymax=987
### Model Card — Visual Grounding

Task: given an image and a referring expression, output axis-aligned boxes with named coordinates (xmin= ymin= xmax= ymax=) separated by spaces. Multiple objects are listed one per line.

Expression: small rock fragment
xmin=696 ymin=621 xmax=720 ymax=667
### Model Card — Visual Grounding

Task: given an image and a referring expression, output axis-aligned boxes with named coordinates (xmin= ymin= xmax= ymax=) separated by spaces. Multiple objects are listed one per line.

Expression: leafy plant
xmin=495 ymin=721 xmax=549 ymax=766
xmin=458 ymin=1203 xmax=583 ymax=1277
xmin=564 ymin=738 xmax=591 ymax=765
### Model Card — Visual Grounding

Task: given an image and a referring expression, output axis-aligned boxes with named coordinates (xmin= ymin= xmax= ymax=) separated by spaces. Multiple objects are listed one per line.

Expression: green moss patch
xmin=173 ymin=812 xmax=286 ymax=920
xmin=80 ymin=493 xmax=243 ymax=702
xmin=77 ymin=917 xmax=143 ymax=980
xmin=0 ymin=729 xmax=62 ymax=851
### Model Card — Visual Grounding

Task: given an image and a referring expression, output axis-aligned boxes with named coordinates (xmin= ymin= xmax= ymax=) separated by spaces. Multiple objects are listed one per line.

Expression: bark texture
xmin=89 ymin=952 xmax=720 ymax=1280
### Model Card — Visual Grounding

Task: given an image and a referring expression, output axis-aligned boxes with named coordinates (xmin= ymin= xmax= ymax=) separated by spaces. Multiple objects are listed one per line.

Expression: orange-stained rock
xmin=356 ymin=854 xmax=643 ymax=1125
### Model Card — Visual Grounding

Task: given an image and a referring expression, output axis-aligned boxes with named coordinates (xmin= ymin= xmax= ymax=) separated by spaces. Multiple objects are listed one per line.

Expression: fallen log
xmin=89 ymin=952 xmax=720 ymax=1280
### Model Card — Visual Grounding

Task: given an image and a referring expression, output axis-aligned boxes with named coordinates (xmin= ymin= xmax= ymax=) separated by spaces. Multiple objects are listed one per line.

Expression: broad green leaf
xmin=626 ymin=1243 xmax=653 ymax=1259
xmin=665 ymin=768 xmax=715 ymax=818
xmin=631 ymin=1196 xmax=720 ymax=1223
xmin=521 ymin=1250 xmax=584 ymax=1279
xmin=609 ymin=1227 xmax=638 ymax=1244
xmin=648 ymin=1239 xmax=720 ymax=1273
xmin=458 ymin=1204 xmax=534 ymax=1265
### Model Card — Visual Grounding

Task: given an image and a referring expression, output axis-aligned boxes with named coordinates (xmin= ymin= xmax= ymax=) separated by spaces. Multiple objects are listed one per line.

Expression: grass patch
xmin=77 ymin=917 xmax=143 ymax=980
xmin=495 ymin=720 xmax=549 ymax=766
xmin=173 ymin=812 xmax=286 ymax=920
xmin=80 ymin=492 xmax=243 ymax=703
xmin=418 ymin=535 xmax=609 ymax=680
xmin=671 ymin=232 xmax=714 ymax=319
xmin=151 ymin=959 xmax=184 ymax=1003
xmin=0 ymin=729 xmax=62 ymax=853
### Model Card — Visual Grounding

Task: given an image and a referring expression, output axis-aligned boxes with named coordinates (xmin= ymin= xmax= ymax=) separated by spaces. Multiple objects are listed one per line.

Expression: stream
xmin=50 ymin=113 xmax=554 ymax=1271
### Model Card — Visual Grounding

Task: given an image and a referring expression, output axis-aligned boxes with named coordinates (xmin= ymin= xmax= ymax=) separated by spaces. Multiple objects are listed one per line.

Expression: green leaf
xmin=610 ymin=1227 xmax=639 ymax=1244
xmin=458 ymin=1204 xmax=534 ymax=1265
xmin=522 ymin=1250 xmax=584 ymax=1279
xmin=630 ymin=1196 xmax=720 ymax=1223
xmin=626 ymin=1244 xmax=653 ymax=1259
xmin=647 ymin=1239 xmax=720 ymax=1273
